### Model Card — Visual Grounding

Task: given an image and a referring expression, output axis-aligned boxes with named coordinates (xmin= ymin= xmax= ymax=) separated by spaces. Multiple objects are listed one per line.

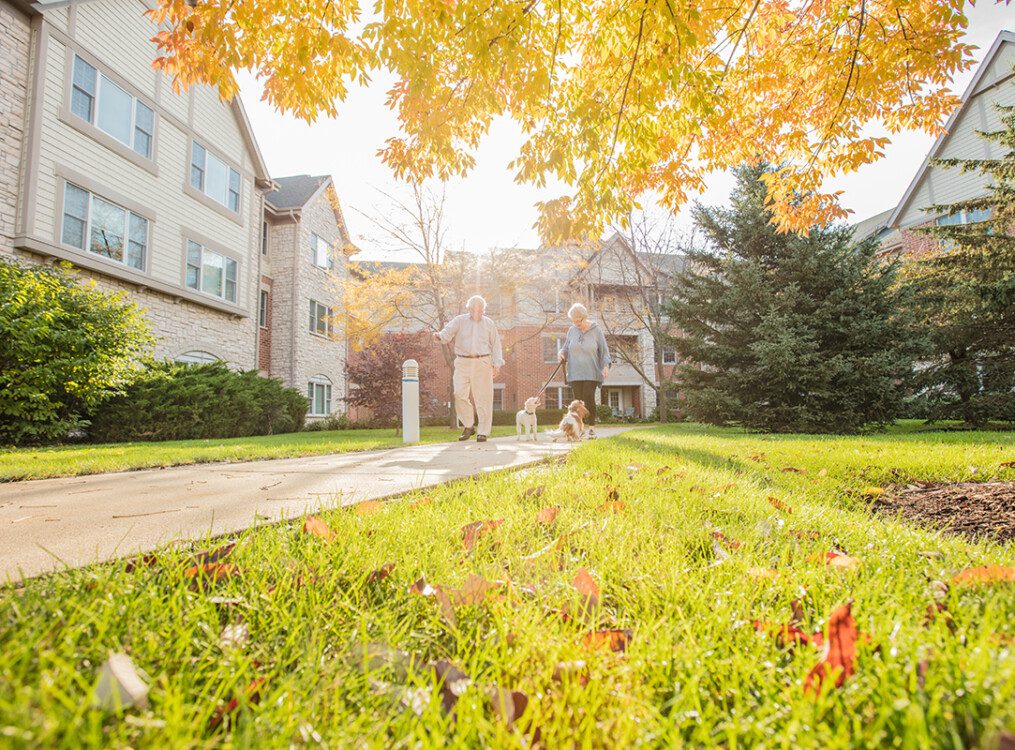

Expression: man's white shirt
xmin=436 ymin=314 xmax=505 ymax=367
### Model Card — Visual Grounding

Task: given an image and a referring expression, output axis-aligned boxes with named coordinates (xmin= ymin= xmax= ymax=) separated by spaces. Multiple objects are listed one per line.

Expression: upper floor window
xmin=190 ymin=141 xmax=240 ymax=212
xmin=309 ymin=299 xmax=334 ymax=337
xmin=61 ymin=182 xmax=147 ymax=270
xmin=186 ymin=240 xmax=238 ymax=303
xmin=70 ymin=56 xmax=154 ymax=159
xmin=543 ymin=335 xmax=565 ymax=363
xmin=662 ymin=347 xmax=677 ymax=365
xmin=261 ymin=220 xmax=269 ymax=256
xmin=310 ymin=233 xmax=333 ymax=269
xmin=258 ymin=289 xmax=269 ymax=327
xmin=937 ymin=207 xmax=991 ymax=227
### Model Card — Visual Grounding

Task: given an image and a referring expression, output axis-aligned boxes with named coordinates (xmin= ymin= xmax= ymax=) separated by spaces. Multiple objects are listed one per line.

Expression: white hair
xmin=568 ymin=302 xmax=589 ymax=322
xmin=466 ymin=295 xmax=487 ymax=310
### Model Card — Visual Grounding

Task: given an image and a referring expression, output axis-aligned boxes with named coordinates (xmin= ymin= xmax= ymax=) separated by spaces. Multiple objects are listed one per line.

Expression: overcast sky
xmin=238 ymin=6 xmax=1014 ymax=257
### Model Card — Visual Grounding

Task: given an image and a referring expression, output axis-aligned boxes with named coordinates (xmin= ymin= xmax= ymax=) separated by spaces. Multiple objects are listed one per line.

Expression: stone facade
xmin=0 ymin=1 xmax=31 ymax=255
xmin=265 ymin=179 xmax=350 ymax=418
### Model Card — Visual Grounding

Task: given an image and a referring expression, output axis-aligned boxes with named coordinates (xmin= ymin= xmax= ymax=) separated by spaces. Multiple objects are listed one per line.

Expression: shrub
xmin=303 ymin=414 xmax=372 ymax=432
xmin=88 ymin=362 xmax=306 ymax=442
xmin=596 ymin=404 xmax=614 ymax=424
xmin=0 ymin=259 xmax=153 ymax=445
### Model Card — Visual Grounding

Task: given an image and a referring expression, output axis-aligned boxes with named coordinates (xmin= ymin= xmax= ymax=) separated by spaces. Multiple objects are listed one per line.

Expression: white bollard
xmin=402 ymin=359 xmax=420 ymax=444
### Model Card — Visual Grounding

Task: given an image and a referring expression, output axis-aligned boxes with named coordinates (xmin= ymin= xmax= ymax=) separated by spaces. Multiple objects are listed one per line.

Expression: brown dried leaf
xmin=767 ymin=496 xmax=793 ymax=514
xmin=598 ymin=500 xmax=626 ymax=513
xmin=461 ymin=519 xmax=504 ymax=551
xmin=366 ymin=562 xmax=396 ymax=584
xmin=711 ymin=530 xmax=743 ymax=550
xmin=432 ymin=660 xmax=470 ymax=713
xmin=535 ymin=506 xmax=561 ymax=525
xmin=804 ymin=601 xmax=858 ymax=694
xmin=572 ymin=567 xmax=600 ymax=611
xmin=409 ymin=575 xmax=435 ymax=597
xmin=124 ymin=553 xmax=159 ymax=573
xmin=355 ymin=500 xmax=386 ymax=516
xmin=488 ymin=687 xmax=529 ymax=728
xmin=605 ymin=485 xmax=620 ymax=502
xmin=952 ymin=565 xmax=1015 ymax=585
xmin=411 ymin=496 xmax=433 ymax=509
xmin=552 ymin=660 xmax=589 ymax=686
xmin=302 ymin=516 xmax=336 ymax=542
xmin=209 ymin=676 xmax=267 ymax=730
xmin=184 ymin=562 xmax=240 ymax=586
xmin=523 ymin=485 xmax=546 ymax=499
xmin=582 ymin=629 xmax=632 ymax=652
xmin=781 ymin=467 xmax=807 ymax=474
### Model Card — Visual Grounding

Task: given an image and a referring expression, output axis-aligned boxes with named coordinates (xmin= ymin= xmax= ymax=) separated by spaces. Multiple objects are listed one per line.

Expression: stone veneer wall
xmin=0 ymin=1 xmax=31 ymax=255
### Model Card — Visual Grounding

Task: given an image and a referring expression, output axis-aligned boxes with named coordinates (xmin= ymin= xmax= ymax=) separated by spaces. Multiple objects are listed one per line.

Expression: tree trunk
xmin=655 ymin=359 xmax=668 ymax=423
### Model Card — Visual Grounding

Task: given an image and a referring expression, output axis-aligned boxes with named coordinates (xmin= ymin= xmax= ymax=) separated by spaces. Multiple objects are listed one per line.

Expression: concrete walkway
xmin=0 ymin=429 xmax=631 ymax=582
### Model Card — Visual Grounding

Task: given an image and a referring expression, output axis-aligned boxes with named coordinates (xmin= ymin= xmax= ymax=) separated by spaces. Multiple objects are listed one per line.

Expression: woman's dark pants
xmin=569 ymin=380 xmax=599 ymax=426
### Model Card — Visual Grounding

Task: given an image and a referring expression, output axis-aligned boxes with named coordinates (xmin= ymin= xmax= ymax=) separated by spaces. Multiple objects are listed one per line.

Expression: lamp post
xmin=402 ymin=359 xmax=420 ymax=444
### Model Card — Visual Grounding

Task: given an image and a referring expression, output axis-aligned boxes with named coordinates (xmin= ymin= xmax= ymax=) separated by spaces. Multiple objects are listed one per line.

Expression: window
xmin=258 ymin=289 xmax=269 ymax=328
xmin=186 ymin=240 xmax=238 ymax=302
xmin=307 ymin=377 xmax=332 ymax=416
xmin=543 ymin=385 xmax=573 ymax=411
xmin=261 ymin=220 xmax=269 ymax=256
xmin=662 ymin=347 xmax=677 ymax=365
xmin=308 ymin=299 xmax=333 ymax=337
xmin=190 ymin=141 xmax=240 ymax=211
xmin=608 ymin=389 xmax=621 ymax=414
xmin=492 ymin=388 xmax=504 ymax=412
xmin=310 ymin=233 xmax=333 ymax=269
xmin=177 ymin=350 xmax=220 ymax=364
xmin=543 ymin=335 xmax=565 ymax=363
xmin=61 ymin=182 xmax=147 ymax=270
xmin=70 ymin=55 xmax=154 ymax=158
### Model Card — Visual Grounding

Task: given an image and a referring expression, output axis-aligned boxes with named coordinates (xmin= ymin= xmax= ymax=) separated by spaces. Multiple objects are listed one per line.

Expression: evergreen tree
xmin=906 ymin=103 xmax=1015 ymax=425
xmin=667 ymin=165 xmax=919 ymax=434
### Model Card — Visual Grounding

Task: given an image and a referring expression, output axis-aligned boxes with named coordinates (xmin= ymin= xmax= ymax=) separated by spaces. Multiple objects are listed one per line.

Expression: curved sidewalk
xmin=0 ymin=428 xmax=631 ymax=582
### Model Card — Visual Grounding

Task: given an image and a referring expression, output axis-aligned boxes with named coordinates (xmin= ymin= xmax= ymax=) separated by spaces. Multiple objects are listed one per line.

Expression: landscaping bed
xmin=1 ymin=424 xmax=1013 ymax=747
xmin=874 ymin=481 xmax=1015 ymax=543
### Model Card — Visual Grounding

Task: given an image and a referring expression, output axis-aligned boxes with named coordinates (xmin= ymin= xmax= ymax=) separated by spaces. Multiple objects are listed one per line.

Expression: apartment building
xmin=263 ymin=175 xmax=355 ymax=420
xmin=855 ymin=30 xmax=1014 ymax=252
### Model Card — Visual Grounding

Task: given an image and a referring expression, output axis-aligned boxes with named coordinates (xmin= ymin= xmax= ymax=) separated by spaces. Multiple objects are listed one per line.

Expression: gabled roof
xmin=265 ymin=175 xmax=330 ymax=210
xmin=852 ymin=208 xmax=894 ymax=242
xmin=887 ymin=30 xmax=1015 ymax=228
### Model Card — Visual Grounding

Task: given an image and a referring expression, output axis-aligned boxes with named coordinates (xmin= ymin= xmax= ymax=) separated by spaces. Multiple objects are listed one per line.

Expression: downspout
xmin=289 ymin=208 xmax=299 ymax=389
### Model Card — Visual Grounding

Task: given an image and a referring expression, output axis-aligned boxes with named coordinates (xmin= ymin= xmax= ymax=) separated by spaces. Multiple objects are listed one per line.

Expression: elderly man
xmin=434 ymin=295 xmax=504 ymax=442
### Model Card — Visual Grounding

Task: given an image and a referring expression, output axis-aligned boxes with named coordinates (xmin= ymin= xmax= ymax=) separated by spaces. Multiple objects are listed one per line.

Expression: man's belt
xmin=456 ymin=353 xmax=491 ymax=359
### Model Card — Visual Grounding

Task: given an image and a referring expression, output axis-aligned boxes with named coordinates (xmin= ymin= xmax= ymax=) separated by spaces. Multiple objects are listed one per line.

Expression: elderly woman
xmin=557 ymin=302 xmax=611 ymax=438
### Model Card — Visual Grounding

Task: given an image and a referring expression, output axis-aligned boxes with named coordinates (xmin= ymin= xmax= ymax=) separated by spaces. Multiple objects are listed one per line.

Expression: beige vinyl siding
xmin=32 ymin=10 xmax=260 ymax=317
xmin=45 ymin=7 xmax=69 ymax=34
xmin=191 ymin=84 xmax=245 ymax=166
xmin=895 ymin=45 xmax=1014 ymax=228
xmin=158 ymin=71 xmax=189 ymax=122
xmin=74 ymin=1 xmax=159 ymax=93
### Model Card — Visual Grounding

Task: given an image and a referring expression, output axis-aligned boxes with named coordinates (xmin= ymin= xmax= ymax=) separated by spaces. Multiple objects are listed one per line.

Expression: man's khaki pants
xmin=453 ymin=356 xmax=494 ymax=437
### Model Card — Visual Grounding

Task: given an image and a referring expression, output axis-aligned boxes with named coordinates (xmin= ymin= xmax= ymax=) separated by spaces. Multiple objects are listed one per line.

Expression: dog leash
xmin=535 ymin=360 xmax=566 ymax=398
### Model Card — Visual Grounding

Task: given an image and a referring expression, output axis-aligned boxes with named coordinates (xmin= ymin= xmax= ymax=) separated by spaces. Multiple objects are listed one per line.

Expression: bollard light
xmin=402 ymin=359 xmax=420 ymax=444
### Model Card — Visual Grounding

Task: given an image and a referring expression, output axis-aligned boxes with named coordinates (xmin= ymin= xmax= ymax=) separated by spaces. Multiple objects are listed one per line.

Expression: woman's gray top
xmin=559 ymin=322 xmax=612 ymax=384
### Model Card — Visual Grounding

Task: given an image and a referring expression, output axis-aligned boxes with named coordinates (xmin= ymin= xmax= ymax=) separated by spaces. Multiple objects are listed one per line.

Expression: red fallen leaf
xmin=125 ymin=553 xmax=158 ymax=573
xmin=523 ymin=485 xmax=546 ymax=499
xmin=711 ymin=531 xmax=743 ymax=550
xmin=572 ymin=567 xmax=600 ymax=612
xmin=355 ymin=500 xmax=386 ymax=516
xmin=804 ymin=601 xmax=858 ymax=694
xmin=767 ymin=496 xmax=793 ymax=513
xmin=552 ymin=660 xmax=590 ymax=686
xmin=598 ymin=501 xmax=626 ymax=513
xmin=753 ymin=619 xmax=816 ymax=648
xmin=781 ymin=467 xmax=807 ymax=474
xmin=461 ymin=519 xmax=504 ymax=551
xmin=952 ymin=565 xmax=1015 ymax=585
xmin=535 ymin=506 xmax=561 ymax=525
xmin=749 ymin=452 xmax=766 ymax=462
xmin=366 ymin=562 xmax=396 ymax=583
xmin=209 ymin=676 xmax=267 ymax=730
xmin=302 ymin=516 xmax=336 ymax=542
xmin=582 ymin=629 xmax=632 ymax=652
xmin=184 ymin=562 xmax=240 ymax=584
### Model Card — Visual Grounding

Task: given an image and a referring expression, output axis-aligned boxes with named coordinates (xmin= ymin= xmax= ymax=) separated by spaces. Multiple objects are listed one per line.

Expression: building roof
xmin=887 ymin=30 xmax=1015 ymax=228
xmin=265 ymin=175 xmax=331 ymax=210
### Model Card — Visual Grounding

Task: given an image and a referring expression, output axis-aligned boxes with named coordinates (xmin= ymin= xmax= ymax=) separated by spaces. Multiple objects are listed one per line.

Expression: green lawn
xmin=0 ymin=425 xmax=516 ymax=482
xmin=2 ymin=424 xmax=1014 ymax=747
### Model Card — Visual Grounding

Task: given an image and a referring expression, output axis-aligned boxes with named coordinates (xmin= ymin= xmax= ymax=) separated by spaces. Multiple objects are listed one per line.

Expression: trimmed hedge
xmin=88 ymin=362 xmax=307 ymax=442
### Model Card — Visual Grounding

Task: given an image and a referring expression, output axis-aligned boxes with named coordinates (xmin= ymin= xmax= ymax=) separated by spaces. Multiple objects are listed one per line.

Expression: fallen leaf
xmin=411 ymin=496 xmax=433 ymax=509
xmin=790 ymin=529 xmax=822 ymax=540
xmin=752 ymin=619 xmax=815 ymax=649
xmin=711 ymin=530 xmax=743 ymax=550
xmin=355 ymin=500 xmax=386 ymax=516
xmin=219 ymin=623 xmax=249 ymax=649
xmin=924 ymin=602 xmax=957 ymax=634
xmin=92 ymin=653 xmax=149 ymax=711
xmin=952 ymin=565 xmax=1015 ymax=585
xmin=535 ymin=506 xmax=561 ymax=525
xmin=184 ymin=562 xmax=240 ymax=585
xmin=461 ymin=519 xmax=504 ymax=551
xmin=605 ymin=485 xmax=620 ymax=502
xmin=572 ymin=567 xmax=600 ymax=612
xmin=713 ymin=483 xmax=736 ymax=493
xmin=302 ymin=516 xmax=336 ymax=542
xmin=523 ymin=485 xmax=545 ymax=499
xmin=598 ymin=500 xmax=626 ymax=513
xmin=749 ymin=453 xmax=766 ymax=462
xmin=861 ymin=487 xmax=885 ymax=498
xmin=767 ymin=496 xmax=793 ymax=514
xmin=192 ymin=543 xmax=237 ymax=566
xmin=626 ymin=462 xmax=645 ymax=473
xmin=817 ymin=468 xmax=828 ymax=477
xmin=366 ymin=562 xmax=396 ymax=584
xmin=827 ymin=555 xmax=861 ymax=573
xmin=409 ymin=575 xmax=436 ymax=596
xmin=582 ymin=629 xmax=632 ymax=652
xmin=999 ymin=461 xmax=1015 ymax=470
xmin=781 ymin=467 xmax=807 ymax=474
xmin=656 ymin=466 xmax=671 ymax=476
xmin=124 ymin=554 xmax=158 ymax=573
xmin=747 ymin=567 xmax=778 ymax=581
xmin=804 ymin=602 xmax=858 ymax=694
xmin=209 ymin=676 xmax=267 ymax=730
xmin=488 ymin=687 xmax=529 ymax=728
xmin=444 ymin=573 xmax=501 ymax=606
xmin=552 ymin=660 xmax=589 ymax=686
xmin=434 ymin=586 xmax=458 ymax=628
xmin=432 ymin=660 xmax=470 ymax=713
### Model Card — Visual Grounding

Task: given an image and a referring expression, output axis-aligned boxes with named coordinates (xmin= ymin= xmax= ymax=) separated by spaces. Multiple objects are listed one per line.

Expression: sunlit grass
xmin=0 ymin=426 xmax=517 ymax=482
xmin=1 ymin=424 xmax=1013 ymax=747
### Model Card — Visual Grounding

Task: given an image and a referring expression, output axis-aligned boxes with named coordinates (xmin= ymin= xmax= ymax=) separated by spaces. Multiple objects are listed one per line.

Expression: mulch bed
xmin=872 ymin=481 xmax=1015 ymax=544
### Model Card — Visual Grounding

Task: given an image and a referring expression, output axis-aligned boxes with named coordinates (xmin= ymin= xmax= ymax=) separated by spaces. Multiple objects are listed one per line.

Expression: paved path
xmin=0 ymin=429 xmax=631 ymax=582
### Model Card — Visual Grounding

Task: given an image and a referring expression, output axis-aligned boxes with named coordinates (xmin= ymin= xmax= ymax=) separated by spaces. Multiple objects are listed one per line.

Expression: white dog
xmin=515 ymin=396 xmax=541 ymax=441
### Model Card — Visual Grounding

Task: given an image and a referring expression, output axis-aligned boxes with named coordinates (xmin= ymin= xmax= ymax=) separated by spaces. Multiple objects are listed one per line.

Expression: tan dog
xmin=556 ymin=399 xmax=590 ymax=442
xmin=515 ymin=396 xmax=541 ymax=441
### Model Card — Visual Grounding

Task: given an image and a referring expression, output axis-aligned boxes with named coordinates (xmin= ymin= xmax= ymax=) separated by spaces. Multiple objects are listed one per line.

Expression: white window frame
xmin=70 ymin=55 xmax=154 ymax=159
xmin=662 ymin=347 xmax=677 ymax=365
xmin=543 ymin=385 xmax=573 ymax=411
xmin=307 ymin=376 xmax=333 ymax=417
xmin=186 ymin=240 xmax=238 ymax=303
xmin=308 ymin=299 xmax=334 ymax=337
xmin=61 ymin=182 xmax=148 ymax=271
xmin=176 ymin=350 xmax=220 ymax=364
xmin=543 ymin=335 xmax=566 ymax=363
xmin=258 ymin=289 xmax=269 ymax=328
xmin=261 ymin=220 xmax=269 ymax=256
xmin=190 ymin=140 xmax=241 ymax=212
xmin=310 ymin=233 xmax=334 ymax=269
xmin=492 ymin=385 xmax=505 ymax=412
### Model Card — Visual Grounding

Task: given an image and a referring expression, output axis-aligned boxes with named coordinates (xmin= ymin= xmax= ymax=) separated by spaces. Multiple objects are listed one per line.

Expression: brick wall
xmin=0 ymin=1 xmax=30 ymax=255
xmin=258 ymin=275 xmax=272 ymax=372
xmin=899 ymin=223 xmax=941 ymax=259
